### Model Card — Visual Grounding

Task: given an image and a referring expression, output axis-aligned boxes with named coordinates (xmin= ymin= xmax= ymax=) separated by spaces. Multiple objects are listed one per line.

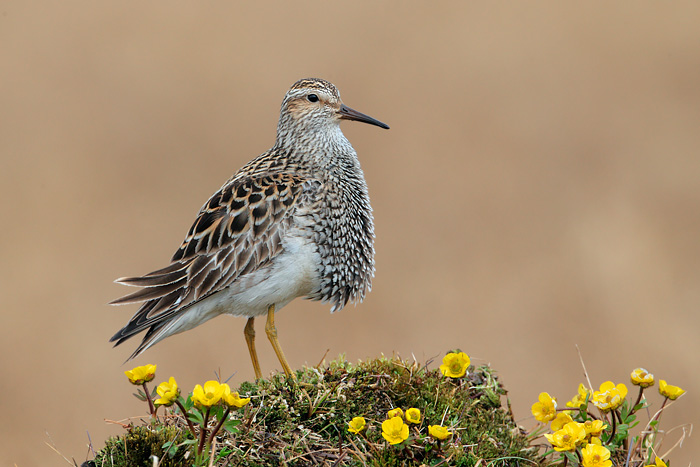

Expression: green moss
xmin=93 ymin=425 xmax=194 ymax=466
xmin=90 ymin=356 xmax=545 ymax=466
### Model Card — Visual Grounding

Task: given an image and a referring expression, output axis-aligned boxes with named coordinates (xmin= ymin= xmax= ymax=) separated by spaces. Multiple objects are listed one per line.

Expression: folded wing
xmin=109 ymin=173 xmax=309 ymax=357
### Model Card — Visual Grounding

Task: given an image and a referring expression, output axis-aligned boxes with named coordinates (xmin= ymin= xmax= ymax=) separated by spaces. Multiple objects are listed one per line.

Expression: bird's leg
xmin=244 ymin=317 xmax=262 ymax=380
xmin=264 ymin=304 xmax=295 ymax=378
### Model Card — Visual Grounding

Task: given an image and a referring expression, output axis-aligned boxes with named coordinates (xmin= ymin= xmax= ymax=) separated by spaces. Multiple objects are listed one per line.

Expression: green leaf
xmin=582 ymin=393 xmax=590 ymax=406
xmin=182 ymin=394 xmax=194 ymax=411
xmin=210 ymin=405 xmax=225 ymax=421
xmin=223 ymin=419 xmax=241 ymax=433
xmin=162 ymin=440 xmax=178 ymax=458
xmin=578 ymin=405 xmax=588 ymax=421
xmin=188 ymin=408 xmax=204 ymax=425
xmin=614 ymin=424 xmax=630 ymax=444
xmin=620 ymin=402 xmax=630 ymax=419
xmin=215 ymin=446 xmax=234 ymax=461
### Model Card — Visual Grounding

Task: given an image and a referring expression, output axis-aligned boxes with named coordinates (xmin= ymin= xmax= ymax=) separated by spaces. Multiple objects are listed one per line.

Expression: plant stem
xmin=637 ymin=396 xmax=669 ymax=454
xmin=632 ymin=387 xmax=644 ymax=413
xmin=207 ymin=407 xmax=231 ymax=446
xmin=175 ymin=399 xmax=197 ymax=437
xmin=652 ymin=397 xmax=669 ymax=425
xmin=609 ymin=410 xmax=617 ymax=441
xmin=197 ymin=406 xmax=211 ymax=456
xmin=142 ymin=382 xmax=155 ymax=416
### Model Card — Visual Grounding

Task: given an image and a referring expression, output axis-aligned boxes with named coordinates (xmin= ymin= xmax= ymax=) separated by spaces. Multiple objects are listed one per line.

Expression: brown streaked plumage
xmin=110 ymin=78 xmax=389 ymax=378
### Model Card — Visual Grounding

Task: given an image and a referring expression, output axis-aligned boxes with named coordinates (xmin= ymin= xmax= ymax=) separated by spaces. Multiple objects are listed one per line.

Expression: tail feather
xmin=115 ymin=269 xmax=187 ymax=288
xmin=109 ymin=277 xmax=186 ymax=305
xmin=110 ymin=300 xmax=158 ymax=344
xmin=143 ymin=262 xmax=189 ymax=277
xmin=110 ymin=255 xmax=226 ymax=359
xmin=122 ymin=321 xmax=169 ymax=362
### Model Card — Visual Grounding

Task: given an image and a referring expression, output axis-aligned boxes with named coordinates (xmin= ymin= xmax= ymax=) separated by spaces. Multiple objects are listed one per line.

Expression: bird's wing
xmin=109 ymin=172 xmax=313 ymax=350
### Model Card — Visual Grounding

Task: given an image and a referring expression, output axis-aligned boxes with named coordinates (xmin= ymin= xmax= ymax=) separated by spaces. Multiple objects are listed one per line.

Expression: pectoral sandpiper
xmin=110 ymin=78 xmax=389 ymax=379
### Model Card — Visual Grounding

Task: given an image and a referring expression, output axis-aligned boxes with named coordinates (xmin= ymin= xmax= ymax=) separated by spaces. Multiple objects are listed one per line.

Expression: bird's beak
xmin=338 ymin=104 xmax=390 ymax=129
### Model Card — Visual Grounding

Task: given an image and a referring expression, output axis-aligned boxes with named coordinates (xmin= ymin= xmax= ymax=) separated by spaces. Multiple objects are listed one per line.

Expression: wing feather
xmin=109 ymin=173 xmax=311 ymax=355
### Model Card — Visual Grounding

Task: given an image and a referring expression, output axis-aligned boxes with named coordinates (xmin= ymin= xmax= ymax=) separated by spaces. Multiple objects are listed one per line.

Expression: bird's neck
xmin=273 ymin=119 xmax=358 ymax=176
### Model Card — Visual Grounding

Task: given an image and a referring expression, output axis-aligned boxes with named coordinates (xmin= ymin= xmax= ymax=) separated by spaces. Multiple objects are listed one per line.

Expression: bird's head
xmin=277 ymin=78 xmax=389 ymax=142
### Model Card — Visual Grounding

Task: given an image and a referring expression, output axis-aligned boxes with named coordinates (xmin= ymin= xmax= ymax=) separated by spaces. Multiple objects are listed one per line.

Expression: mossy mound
xmin=91 ymin=356 xmax=544 ymax=466
xmin=90 ymin=425 xmax=193 ymax=467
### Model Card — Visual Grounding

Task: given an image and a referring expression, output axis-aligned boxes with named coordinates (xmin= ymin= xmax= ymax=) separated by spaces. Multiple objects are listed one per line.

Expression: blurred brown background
xmin=1 ymin=2 xmax=698 ymax=465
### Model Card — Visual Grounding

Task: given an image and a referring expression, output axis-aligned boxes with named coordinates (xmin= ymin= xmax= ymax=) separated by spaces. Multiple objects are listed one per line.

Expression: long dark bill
xmin=339 ymin=104 xmax=390 ymax=129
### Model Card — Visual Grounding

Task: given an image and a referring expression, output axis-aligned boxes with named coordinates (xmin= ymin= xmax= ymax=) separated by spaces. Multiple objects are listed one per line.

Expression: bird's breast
xmin=304 ymin=178 xmax=375 ymax=312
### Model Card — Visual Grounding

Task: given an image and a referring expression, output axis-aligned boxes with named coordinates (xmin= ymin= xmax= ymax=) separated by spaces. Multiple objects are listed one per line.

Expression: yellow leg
xmin=265 ymin=304 xmax=295 ymax=378
xmin=244 ymin=317 xmax=262 ymax=380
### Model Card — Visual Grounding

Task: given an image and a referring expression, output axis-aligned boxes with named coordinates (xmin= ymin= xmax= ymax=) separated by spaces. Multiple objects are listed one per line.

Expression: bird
xmin=110 ymin=78 xmax=389 ymax=379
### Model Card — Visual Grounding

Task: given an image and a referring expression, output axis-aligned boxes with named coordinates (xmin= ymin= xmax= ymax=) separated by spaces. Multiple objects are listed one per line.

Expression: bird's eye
xmin=307 ymin=94 xmax=319 ymax=103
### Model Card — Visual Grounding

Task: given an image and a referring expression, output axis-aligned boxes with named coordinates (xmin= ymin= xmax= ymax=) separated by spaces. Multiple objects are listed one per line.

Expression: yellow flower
xmin=154 ymin=377 xmax=179 ymax=406
xmin=382 ymin=416 xmax=409 ymax=444
xmin=544 ymin=421 xmax=586 ymax=452
xmin=405 ymin=408 xmax=421 ymax=424
xmin=658 ymin=380 xmax=685 ymax=400
xmin=347 ymin=416 xmax=366 ymax=434
xmin=531 ymin=392 xmax=557 ymax=422
xmin=191 ymin=380 xmax=225 ymax=408
xmin=439 ymin=352 xmax=470 ymax=378
xmin=581 ymin=443 xmax=612 ymax=467
xmin=221 ymin=383 xmax=251 ymax=408
xmin=644 ymin=456 xmax=668 ymax=467
xmin=387 ymin=407 xmax=404 ymax=419
xmin=631 ymin=368 xmax=655 ymax=388
xmin=124 ymin=364 xmax=157 ymax=385
xmin=428 ymin=425 xmax=452 ymax=440
xmin=591 ymin=381 xmax=627 ymax=412
xmin=551 ymin=412 xmax=573 ymax=431
xmin=566 ymin=383 xmax=592 ymax=408
xmin=582 ymin=419 xmax=607 ymax=438
xmin=602 ymin=381 xmax=628 ymax=398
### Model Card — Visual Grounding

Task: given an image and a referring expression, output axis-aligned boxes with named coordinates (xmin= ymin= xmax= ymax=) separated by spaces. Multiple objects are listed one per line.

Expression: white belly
xmin=158 ymin=234 xmax=321 ymax=339
xmin=222 ymin=234 xmax=322 ymax=317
